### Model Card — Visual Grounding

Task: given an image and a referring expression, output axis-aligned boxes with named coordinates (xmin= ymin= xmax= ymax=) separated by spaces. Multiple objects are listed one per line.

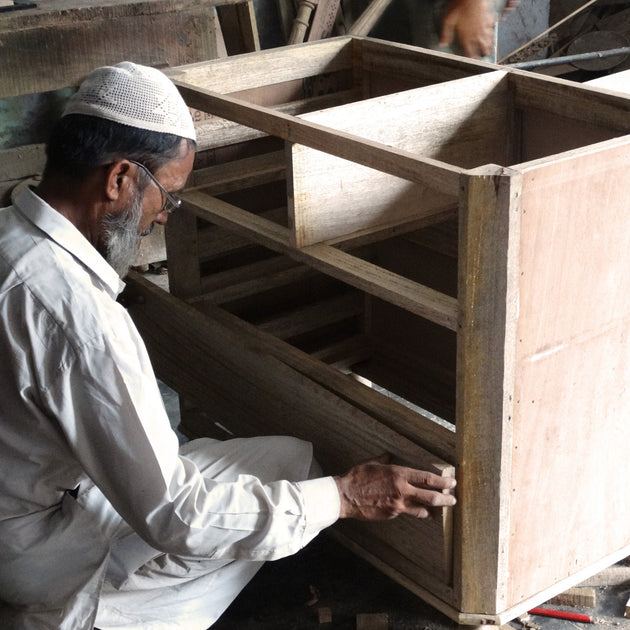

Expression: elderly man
xmin=0 ymin=63 xmax=456 ymax=630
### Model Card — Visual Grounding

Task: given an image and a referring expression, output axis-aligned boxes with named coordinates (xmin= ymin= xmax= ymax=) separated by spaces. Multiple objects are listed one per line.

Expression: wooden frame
xmin=122 ymin=36 xmax=630 ymax=626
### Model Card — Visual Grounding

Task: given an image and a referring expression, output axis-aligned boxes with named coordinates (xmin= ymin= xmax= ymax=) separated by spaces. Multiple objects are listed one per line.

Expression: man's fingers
xmin=407 ymin=485 xmax=457 ymax=508
xmin=439 ymin=20 xmax=456 ymax=48
xmin=406 ymin=468 xmax=457 ymax=491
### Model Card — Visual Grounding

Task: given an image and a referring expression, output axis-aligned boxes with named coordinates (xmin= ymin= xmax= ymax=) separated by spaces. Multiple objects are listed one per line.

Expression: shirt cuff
xmin=297 ymin=476 xmax=340 ymax=542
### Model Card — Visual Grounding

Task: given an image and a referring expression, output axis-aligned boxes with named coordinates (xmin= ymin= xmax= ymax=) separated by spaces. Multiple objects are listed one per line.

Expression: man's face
xmin=101 ymin=142 xmax=195 ymax=278
xmin=135 ymin=144 xmax=195 ymax=237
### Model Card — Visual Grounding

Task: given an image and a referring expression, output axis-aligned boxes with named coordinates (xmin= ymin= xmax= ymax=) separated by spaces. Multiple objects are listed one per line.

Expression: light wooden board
xmin=165 ymin=36 xmax=355 ymax=94
xmin=0 ymin=0 xmax=224 ymax=99
xmin=506 ymin=137 xmax=630 ymax=607
xmin=290 ymin=71 xmax=509 ymax=246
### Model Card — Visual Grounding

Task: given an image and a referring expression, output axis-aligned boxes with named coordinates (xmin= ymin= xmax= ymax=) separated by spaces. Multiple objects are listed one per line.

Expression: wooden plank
xmin=360 ymin=37 xmax=497 ymax=87
xmin=188 ymin=150 xmax=286 ymax=196
xmin=163 ymin=208 xmax=202 ymax=299
xmin=198 ymin=254 xmax=298 ymax=295
xmin=586 ymin=69 xmax=630 ymax=94
xmin=546 ymin=587 xmax=596 ymax=608
xmin=309 ymin=334 xmax=373 ymax=370
xmin=255 ymin=291 xmax=362 ymax=339
xmin=454 ymin=165 xmax=522 ymax=613
xmin=289 ymin=71 xmax=509 ymax=246
xmin=196 ymin=208 xmax=287 ymax=262
xmin=0 ymin=0 xmax=224 ymax=99
xmin=216 ymin=0 xmax=260 ymax=55
xmin=304 ymin=244 xmax=458 ymax=331
xmin=506 ymin=138 xmax=630 ymax=608
xmin=181 ymin=190 xmax=459 ymax=330
xmin=123 ymin=272 xmax=456 ymax=585
xmin=192 ymin=87 xmax=363 ymax=151
xmin=192 ymin=262 xmax=317 ymax=306
xmin=175 ymin=84 xmax=464 ymax=195
xmin=165 ymin=36 xmax=355 ymax=94
xmin=511 ymin=70 xmax=630 ymax=136
xmin=356 ymin=612 xmax=388 ymax=629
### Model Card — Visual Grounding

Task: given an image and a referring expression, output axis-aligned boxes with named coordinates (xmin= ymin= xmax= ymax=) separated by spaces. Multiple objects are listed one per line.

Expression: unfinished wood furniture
xmin=120 ymin=36 xmax=630 ymax=626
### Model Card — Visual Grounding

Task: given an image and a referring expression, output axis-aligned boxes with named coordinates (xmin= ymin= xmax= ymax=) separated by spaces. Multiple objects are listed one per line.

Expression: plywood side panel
xmin=289 ymin=72 xmax=510 ymax=246
xmin=506 ymin=139 xmax=630 ymax=607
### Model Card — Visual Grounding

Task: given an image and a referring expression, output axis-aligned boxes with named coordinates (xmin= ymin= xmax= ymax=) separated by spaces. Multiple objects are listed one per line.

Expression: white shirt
xmin=0 ymin=187 xmax=340 ymax=628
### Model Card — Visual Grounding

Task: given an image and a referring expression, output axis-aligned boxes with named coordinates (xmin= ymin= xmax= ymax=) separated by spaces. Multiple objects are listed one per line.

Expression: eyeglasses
xmin=129 ymin=160 xmax=182 ymax=214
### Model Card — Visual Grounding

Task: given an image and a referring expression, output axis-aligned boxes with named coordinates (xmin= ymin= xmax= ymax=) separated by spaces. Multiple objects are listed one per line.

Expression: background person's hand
xmin=439 ymin=0 xmax=496 ymax=58
xmin=334 ymin=460 xmax=456 ymax=520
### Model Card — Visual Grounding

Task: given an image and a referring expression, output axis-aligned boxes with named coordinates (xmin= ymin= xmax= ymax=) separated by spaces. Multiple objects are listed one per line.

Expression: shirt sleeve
xmin=44 ymin=301 xmax=341 ymax=562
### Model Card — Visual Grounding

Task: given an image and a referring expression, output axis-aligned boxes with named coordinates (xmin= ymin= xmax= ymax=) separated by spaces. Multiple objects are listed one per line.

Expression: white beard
xmin=101 ymin=193 xmax=144 ymax=278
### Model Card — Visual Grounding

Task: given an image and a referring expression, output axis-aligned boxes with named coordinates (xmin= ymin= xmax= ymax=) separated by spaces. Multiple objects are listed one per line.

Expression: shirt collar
xmin=13 ymin=185 xmax=126 ymax=298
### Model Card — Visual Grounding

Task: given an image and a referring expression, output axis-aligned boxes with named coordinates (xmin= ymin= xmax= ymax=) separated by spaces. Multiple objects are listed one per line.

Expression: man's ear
xmin=104 ymin=160 xmax=133 ymax=202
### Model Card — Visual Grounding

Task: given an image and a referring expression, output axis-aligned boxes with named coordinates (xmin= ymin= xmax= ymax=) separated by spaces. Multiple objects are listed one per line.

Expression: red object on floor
xmin=529 ymin=607 xmax=593 ymax=623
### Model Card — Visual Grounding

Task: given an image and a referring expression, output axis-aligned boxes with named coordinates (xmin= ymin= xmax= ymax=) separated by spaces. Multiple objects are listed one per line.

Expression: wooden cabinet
xmin=124 ymin=36 xmax=630 ymax=626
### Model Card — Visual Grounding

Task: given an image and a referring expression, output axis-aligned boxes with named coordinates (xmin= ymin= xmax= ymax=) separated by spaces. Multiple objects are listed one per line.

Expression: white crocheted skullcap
xmin=63 ymin=61 xmax=196 ymax=142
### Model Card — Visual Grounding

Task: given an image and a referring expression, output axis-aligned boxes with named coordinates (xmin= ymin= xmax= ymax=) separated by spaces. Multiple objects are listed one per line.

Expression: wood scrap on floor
xmin=546 ymin=586 xmax=597 ymax=608
xmin=578 ymin=562 xmax=630 ymax=587
xmin=317 ymin=606 xmax=332 ymax=623
xmin=356 ymin=612 xmax=388 ymax=630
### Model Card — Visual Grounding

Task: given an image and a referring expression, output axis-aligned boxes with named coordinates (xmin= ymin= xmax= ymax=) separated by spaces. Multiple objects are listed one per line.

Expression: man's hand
xmin=334 ymin=460 xmax=456 ymax=520
xmin=439 ymin=0 xmax=496 ymax=58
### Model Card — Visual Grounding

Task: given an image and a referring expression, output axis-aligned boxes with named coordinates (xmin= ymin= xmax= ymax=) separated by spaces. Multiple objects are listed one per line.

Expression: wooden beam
xmin=175 ymin=83 xmax=463 ymax=195
xmin=188 ymin=150 xmax=286 ymax=196
xmin=454 ymin=165 xmax=522 ymax=612
xmin=182 ymin=190 xmax=459 ymax=330
xmin=255 ymin=291 xmax=363 ymax=339
xmin=165 ymin=36 xmax=355 ymax=93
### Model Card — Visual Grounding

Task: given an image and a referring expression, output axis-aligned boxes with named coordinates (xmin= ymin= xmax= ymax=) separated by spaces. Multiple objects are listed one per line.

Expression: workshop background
xmin=4 ymin=0 xmax=630 ymax=628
